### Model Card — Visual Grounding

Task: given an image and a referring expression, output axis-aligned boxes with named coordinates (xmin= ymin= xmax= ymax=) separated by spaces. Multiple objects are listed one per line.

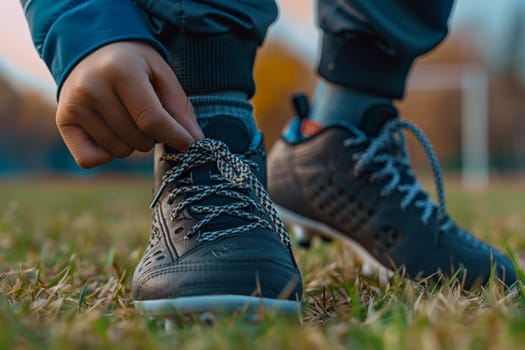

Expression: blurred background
xmin=1 ymin=0 xmax=525 ymax=185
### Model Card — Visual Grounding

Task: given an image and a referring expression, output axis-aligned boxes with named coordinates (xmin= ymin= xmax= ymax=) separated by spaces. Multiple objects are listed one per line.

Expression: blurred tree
xmin=253 ymin=41 xmax=316 ymax=149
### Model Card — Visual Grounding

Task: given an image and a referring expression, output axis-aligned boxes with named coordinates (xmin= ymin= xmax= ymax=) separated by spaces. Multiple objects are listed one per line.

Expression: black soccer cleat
xmin=132 ymin=116 xmax=302 ymax=316
xmin=268 ymin=96 xmax=516 ymax=289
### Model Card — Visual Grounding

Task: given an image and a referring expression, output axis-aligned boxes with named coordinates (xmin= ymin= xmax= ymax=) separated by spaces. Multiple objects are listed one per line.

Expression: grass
xmin=1 ymin=178 xmax=525 ymax=349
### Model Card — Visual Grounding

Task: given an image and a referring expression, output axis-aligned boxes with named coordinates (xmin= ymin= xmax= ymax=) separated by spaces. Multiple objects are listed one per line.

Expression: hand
xmin=56 ymin=41 xmax=204 ymax=168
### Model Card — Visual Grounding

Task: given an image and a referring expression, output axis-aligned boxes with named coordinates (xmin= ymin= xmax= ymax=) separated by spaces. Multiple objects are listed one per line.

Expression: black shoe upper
xmin=268 ymin=109 xmax=516 ymax=289
xmin=132 ymin=116 xmax=302 ymax=301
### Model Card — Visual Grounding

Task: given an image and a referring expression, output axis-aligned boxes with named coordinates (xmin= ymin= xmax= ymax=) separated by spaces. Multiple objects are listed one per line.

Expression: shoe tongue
xmin=201 ymin=115 xmax=252 ymax=154
xmin=189 ymin=116 xmax=256 ymax=232
xmin=358 ymin=104 xmax=398 ymax=137
xmin=187 ymin=115 xmax=252 ymax=185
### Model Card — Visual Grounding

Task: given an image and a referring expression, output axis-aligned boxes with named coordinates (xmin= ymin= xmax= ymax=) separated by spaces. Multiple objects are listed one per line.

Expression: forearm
xmin=21 ymin=0 xmax=168 ymax=96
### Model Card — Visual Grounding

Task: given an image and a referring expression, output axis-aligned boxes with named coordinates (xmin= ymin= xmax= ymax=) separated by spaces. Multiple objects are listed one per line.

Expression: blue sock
xmin=190 ymin=91 xmax=257 ymax=139
xmin=309 ymin=79 xmax=394 ymax=128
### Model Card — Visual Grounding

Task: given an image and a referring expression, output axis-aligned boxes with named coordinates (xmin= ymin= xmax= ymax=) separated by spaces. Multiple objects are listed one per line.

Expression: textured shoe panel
xmin=133 ymin=227 xmax=301 ymax=300
xmin=268 ymin=140 xmax=313 ymax=216
xmin=270 ymin=134 xmax=338 ymax=225
xmin=269 ymin=118 xmax=516 ymax=288
xmin=133 ymin=206 xmax=177 ymax=279
xmin=134 ymin=194 xmax=300 ymax=301
xmin=269 ymin=128 xmax=427 ymax=270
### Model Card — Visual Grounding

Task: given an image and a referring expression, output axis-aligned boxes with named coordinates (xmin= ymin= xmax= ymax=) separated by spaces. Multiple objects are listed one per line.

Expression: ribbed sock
xmin=190 ymin=91 xmax=257 ymax=139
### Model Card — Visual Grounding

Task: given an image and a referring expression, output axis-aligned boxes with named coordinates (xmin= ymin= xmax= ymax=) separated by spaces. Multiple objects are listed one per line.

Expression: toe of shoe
xmin=132 ymin=231 xmax=302 ymax=301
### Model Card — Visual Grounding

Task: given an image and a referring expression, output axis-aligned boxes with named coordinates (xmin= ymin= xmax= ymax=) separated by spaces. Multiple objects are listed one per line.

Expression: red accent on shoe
xmin=301 ymin=120 xmax=323 ymax=137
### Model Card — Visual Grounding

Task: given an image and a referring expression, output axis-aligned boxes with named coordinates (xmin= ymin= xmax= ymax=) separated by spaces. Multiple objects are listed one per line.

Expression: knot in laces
xmin=150 ymin=139 xmax=292 ymax=248
xmin=344 ymin=119 xmax=452 ymax=231
xmin=192 ymin=138 xmax=252 ymax=184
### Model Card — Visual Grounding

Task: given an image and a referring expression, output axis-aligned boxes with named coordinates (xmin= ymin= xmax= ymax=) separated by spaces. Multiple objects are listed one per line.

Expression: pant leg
xmin=136 ymin=0 xmax=278 ymax=97
xmin=317 ymin=0 xmax=454 ymax=98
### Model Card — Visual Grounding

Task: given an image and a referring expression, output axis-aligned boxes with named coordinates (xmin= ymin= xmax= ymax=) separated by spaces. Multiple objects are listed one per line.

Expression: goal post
xmin=407 ymin=63 xmax=490 ymax=190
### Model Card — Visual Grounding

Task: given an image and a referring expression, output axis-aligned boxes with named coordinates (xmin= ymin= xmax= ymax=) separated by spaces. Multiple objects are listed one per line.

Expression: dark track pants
xmin=137 ymin=0 xmax=454 ymax=98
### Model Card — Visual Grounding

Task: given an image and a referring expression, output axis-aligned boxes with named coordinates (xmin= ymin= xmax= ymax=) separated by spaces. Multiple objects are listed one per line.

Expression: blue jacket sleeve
xmin=21 ymin=0 xmax=169 ymax=96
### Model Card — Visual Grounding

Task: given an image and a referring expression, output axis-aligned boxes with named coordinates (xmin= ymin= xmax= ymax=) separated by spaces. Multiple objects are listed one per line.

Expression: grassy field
xmin=1 ymin=178 xmax=525 ymax=349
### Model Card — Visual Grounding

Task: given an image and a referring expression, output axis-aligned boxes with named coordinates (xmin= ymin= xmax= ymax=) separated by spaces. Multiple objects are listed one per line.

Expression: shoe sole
xmin=134 ymin=295 xmax=301 ymax=317
xmin=275 ymin=204 xmax=392 ymax=283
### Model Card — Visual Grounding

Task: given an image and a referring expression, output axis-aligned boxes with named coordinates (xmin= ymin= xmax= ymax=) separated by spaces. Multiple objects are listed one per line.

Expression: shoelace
xmin=344 ymin=119 xmax=453 ymax=231
xmin=150 ymin=139 xmax=292 ymax=248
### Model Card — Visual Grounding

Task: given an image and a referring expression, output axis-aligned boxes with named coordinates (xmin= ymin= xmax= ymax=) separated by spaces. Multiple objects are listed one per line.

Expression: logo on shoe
xmin=301 ymin=119 xmax=322 ymax=137
xmin=210 ymin=244 xmax=234 ymax=257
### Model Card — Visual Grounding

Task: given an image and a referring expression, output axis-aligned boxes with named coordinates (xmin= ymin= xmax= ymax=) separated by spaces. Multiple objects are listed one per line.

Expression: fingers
xmin=56 ymin=103 xmax=133 ymax=168
xmin=77 ymin=109 xmax=134 ymax=158
xmin=97 ymin=90 xmax=155 ymax=152
xmin=149 ymin=56 xmax=205 ymax=141
xmin=56 ymin=41 xmax=206 ymax=169
xmin=115 ymin=70 xmax=197 ymax=152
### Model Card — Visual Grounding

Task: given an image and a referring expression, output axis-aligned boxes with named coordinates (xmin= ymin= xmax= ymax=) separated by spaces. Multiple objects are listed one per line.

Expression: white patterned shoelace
xmin=344 ymin=119 xmax=453 ymax=232
xmin=150 ymin=139 xmax=292 ymax=248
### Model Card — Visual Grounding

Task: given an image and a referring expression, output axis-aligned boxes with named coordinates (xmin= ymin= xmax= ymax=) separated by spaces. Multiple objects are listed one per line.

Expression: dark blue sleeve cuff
xmin=41 ymin=0 xmax=169 ymax=97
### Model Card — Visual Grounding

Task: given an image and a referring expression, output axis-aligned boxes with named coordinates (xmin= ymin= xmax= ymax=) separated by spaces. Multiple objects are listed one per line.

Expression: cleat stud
xmin=164 ymin=318 xmax=176 ymax=332
xmin=297 ymin=240 xmax=312 ymax=249
xmin=319 ymin=235 xmax=333 ymax=244
xmin=292 ymin=225 xmax=314 ymax=248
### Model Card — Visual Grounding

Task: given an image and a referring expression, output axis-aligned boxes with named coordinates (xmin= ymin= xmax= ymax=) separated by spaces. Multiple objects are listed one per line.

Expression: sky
xmin=0 ymin=0 xmax=523 ymax=100
xmin=0 ymin=0 xmax=55 ymax=100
